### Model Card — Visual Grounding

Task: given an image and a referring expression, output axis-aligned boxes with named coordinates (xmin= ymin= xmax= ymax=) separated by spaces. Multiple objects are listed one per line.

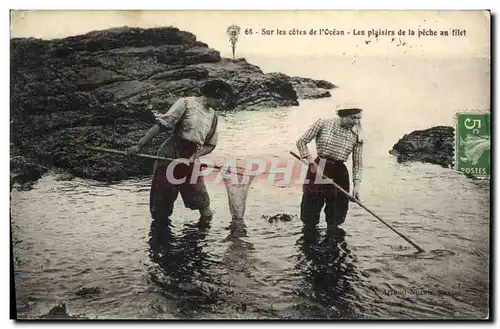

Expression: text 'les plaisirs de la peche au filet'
xmin=245 ymin=28 xmax=467 ymax=38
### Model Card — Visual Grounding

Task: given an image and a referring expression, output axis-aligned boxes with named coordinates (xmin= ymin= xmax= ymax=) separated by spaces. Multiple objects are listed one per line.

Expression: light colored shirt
xmin=296 ymin=117 xmax=363 ymax=182
xmin=155 ymin=97 xmax=218 ymax=147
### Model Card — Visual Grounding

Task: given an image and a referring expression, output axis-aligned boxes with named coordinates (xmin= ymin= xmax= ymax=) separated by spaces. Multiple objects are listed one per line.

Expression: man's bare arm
xmin=137 ymin=124 xmax=161 ymax=149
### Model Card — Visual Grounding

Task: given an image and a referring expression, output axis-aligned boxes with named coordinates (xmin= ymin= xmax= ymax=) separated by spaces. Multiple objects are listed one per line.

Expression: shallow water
xmin=10 ymin=57 xmax=490 ymax=319
xmin=11 ymin=110 xmax=490 ymax=319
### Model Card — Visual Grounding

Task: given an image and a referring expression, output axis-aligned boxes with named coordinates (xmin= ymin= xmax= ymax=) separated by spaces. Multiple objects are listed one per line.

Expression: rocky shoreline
xmin=389 ymin=126 xmax=455 ymax=168
xmin=10 ymin=26 xmax=336 ymax=188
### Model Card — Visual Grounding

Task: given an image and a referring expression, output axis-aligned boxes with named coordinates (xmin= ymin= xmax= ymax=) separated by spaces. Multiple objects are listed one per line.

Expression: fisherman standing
xmin=126 ymin=80 xmax=234 ymax=222
xmin=296 ymin=102 xmax=364 ymax=229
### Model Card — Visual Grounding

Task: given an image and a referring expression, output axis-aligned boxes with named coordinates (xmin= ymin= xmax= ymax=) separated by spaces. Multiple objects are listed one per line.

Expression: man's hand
xmin=307 ymin=156 xmax=318 ymax=174
xmin=351 ymin=180 xmax=361 ymax=201
xmin=126 ymin=145 xmax=141 ymax=158
xmin=188 ymin=153 xmax=199 ymax=164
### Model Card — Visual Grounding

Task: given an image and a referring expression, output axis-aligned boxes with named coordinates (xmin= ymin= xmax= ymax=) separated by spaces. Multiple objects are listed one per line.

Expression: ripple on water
xmin=393 ymin=249 xmax=456 ymax=260
xmin=11 ymin=100 xmax=490 ymax=320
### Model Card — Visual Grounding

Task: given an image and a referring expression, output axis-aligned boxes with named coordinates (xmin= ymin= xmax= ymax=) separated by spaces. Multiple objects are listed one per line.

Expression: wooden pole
xmin=86 ymin=146 xmax=248 ymax=176
xmin=290 ymin=151 xmax=425 ymax=253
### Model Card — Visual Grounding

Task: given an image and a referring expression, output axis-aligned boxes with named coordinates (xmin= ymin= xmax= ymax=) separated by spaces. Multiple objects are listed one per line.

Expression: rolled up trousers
xmin=300 ymin=157 xmax=350 ymax=226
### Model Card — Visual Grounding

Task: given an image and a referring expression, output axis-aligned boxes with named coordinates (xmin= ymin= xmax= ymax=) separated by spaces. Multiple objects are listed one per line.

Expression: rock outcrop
xmin=39 ymin=304 xmax=87 ymax=319
xmin=290 ymin=77 xmax=336 ymax=99
xmin=389 ymin=126 xmax=454 ymax=168
xmin=10 ymin=26 xmax=335 ymax=187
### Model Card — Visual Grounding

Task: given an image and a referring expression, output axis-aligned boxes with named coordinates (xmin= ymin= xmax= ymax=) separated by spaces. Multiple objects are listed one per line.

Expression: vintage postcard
xmin=9 ymin=10 xmax=491 ymax=320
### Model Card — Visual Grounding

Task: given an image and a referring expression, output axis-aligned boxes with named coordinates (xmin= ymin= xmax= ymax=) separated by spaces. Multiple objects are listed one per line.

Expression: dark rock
xmin=195 ymin=59 xmax=300 ymax=110
xmin=39 ymin=303 xmax=87 ymax=319
xmin=75 ymin=286 xmax=101 ymax=297
xmin=290 ymin=76 xmax=337 ymax=99
xmin=40 ymin=304 xmax=71 ymax=319
xmin=10 ymin=26 xmax=335 ymax=185
xmin=262 ymin=213 xmax=297 ymax=223
xmin=389 ymin=126 xmax=454 ymax=168
xmin=10 ymin=143 xmax=49 ymax=190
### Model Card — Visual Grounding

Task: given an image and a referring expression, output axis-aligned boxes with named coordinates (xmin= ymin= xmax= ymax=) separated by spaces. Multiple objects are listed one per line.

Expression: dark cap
xmin=200 ymin=79 xmax=234 ymax=99
xmin=337 ymin=108 xmax=363 ymax=117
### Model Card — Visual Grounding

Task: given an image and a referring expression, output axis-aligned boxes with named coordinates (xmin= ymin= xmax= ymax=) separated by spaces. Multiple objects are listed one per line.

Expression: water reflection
xmin=220 ymin=218 xmax=256 ymax=314
xmin=147 ymin=217 xmax=230 ymax=318
xmin=223 ymin=217 xmax=254 ymax=262
xmin=294 ymin=226 xmax=362 ymax=319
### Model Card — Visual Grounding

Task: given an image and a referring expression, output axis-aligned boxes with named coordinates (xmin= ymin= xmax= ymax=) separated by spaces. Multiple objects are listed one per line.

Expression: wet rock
xmin=53 ymin=168 xmax=75 ymax=181
xmin=75 ymin=286 xmax=101 ymax=297
xmin=389 ymin=126 xmax=454 ymax=168
xmin=10 ymin=143 xmax=49 ymax=190
xmin=262 ymin=213 xmax=297 ymax=223
xmin=464 ymin=172 xmax=480 ymax=180
xmin=39 ymin=303 xmax=87 ymax=319
xmin=11 ymin=27 xmax=335 ymax=185
xmin=290 ymin=76 xmax=337 ymax=99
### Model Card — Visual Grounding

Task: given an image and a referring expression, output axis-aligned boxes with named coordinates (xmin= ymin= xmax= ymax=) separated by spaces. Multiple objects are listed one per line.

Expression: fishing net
xmin=220 ymin=165 xmax=257 ymax=219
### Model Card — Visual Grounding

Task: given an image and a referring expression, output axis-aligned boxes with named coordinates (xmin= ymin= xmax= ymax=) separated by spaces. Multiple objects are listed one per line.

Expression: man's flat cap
xmin=337 ymin=108 xmax=363 ymax=117
xmin=336 ymin=100 xmax=363 ymax=117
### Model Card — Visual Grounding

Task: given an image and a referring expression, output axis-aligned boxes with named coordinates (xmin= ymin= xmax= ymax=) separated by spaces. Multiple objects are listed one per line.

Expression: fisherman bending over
xmin=126 ymin=80 xmax=234 ymax=222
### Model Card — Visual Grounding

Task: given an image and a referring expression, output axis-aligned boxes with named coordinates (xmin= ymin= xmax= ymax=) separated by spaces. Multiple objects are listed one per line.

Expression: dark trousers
xmin=300 ymin=157 xmax=350 ymax=227
xmin=149 ymin=164 xmax=210 ymax=222
xmin=149 ymin=137 xmax=210 ymax=223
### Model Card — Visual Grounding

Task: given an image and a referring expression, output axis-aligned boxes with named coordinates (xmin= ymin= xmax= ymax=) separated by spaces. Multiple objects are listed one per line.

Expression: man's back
xmin=155 ymin=96 xmax=218 ymax=148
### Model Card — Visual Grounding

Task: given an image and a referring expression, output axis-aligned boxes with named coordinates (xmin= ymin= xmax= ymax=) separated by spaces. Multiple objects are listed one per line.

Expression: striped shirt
xmin=296 ymin=118 xmax=363 ymax=182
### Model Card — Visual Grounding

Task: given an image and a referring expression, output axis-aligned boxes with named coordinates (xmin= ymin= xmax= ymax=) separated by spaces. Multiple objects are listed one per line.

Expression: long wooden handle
xmin=85 ymin=146 xmax=248 ymax=176
xmin=86 ymin=146 xmax=174 ymax=162
xmin=290 ymin=151 xmax=425 ymax=253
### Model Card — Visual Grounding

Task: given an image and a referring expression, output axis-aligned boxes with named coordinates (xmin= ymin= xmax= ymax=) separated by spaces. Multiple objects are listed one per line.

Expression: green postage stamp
xmin=455 ymin=113 xmax=491 ymax=179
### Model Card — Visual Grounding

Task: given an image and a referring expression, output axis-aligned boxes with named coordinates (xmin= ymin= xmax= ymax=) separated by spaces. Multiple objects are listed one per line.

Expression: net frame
xmin=220 ymin=166 xmax=258 ymax=219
